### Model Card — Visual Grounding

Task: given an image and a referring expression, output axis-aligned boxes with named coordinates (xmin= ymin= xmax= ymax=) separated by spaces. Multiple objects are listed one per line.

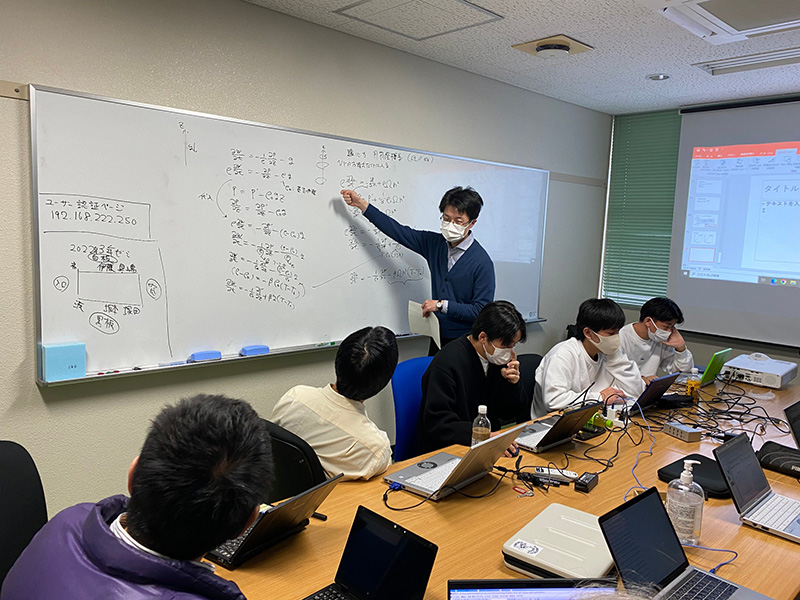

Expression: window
xmin=602 ymin=110 xmax=681 ymax=306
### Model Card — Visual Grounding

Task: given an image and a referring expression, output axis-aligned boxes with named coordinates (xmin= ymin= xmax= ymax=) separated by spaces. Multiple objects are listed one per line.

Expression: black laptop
xmin=301 ymin=505 xmax=438 ymax=600
xmin=206 ymin=473 xmax=342 ymax=568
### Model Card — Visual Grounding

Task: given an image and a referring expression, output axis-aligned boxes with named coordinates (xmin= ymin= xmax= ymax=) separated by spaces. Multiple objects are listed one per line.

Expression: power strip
xmin=663 ymin=422 xmax=702 ymax=443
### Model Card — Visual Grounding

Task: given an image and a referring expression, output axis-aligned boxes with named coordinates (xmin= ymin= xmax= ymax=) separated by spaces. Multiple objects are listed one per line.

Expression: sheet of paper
xmin=408 ymin=300 xmax=440 ymax=349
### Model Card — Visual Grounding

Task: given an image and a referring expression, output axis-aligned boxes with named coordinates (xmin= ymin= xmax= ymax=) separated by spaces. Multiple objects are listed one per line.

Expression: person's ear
xmin=128 ymin=456 xmax=139 ymax=495
xmin=583 ymin=327 xmax=596 ymax=342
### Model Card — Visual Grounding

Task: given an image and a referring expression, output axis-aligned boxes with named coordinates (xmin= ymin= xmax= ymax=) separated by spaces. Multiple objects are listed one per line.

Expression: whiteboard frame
xmin=30 ymin=84 xmax=548 ymax=385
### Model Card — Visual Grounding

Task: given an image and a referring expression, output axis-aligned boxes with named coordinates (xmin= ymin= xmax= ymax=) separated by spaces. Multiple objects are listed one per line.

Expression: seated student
xmin=417 ymin=300 xmax=526 ymax=453
xmin=2 ymin=394 xmax=273 ymax=600
xmin=535 ymin=298 xmax=646 ymax=412
xmin=272 ymin=326 xmax=398 ymax=480
xmin=619 ymin=296 xmax=694 ymax=382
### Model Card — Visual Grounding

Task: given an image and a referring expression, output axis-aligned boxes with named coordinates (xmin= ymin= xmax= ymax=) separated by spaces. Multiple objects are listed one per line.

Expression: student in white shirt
xmin=534 ymin=298 xmax=645 ymax=413
xmin=272 ymin=326 xmax=398 ymax=480
xmin=619 ymin=297 xmax=694 ymax=383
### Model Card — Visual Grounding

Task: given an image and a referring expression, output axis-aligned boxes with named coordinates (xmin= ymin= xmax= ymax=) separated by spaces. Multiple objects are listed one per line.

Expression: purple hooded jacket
xmin=1 ymin=495 xmax=246 ymax=600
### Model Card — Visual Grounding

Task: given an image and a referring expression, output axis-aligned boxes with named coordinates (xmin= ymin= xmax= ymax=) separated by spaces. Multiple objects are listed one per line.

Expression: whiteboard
xmin=31 ymin=86 xmax=548 ymax=380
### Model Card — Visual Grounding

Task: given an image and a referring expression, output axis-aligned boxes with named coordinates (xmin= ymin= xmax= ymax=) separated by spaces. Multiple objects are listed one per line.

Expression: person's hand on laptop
xmin=600 ymin=387 xmax=626 ymax=405
xmin=501 ymin=351 xmax=520 ymax=384
xmin=490 ymin=431 xmax=519 ymax=457
xmin=642 ymin=375 xmax=657 ymax=385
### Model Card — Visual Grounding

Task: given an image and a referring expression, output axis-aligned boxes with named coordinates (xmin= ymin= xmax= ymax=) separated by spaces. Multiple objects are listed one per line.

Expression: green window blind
xmin=602 ymin=110 xmax=681 ymax=306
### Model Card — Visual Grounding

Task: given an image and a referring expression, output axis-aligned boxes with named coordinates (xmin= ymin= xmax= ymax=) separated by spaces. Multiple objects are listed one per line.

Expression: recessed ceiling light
xmin=646 ymin=73 xmax=670 ymax=80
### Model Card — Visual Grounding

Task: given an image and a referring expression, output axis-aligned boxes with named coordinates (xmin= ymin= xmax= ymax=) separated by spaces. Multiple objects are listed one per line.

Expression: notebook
xmin=383 ymin=424 xmax=526 ymax=500
xmin=447 ymin=578 xmax=616 ymax=600
xmin=206 ymin=473 xmax=342 ymax=568
xmin=713 ymin=432 xmax=800 ymax=544
xmin=301 ymin=505 xmax=438 ymax=600
xmin=515 ymin=402 xmax=602 ymax=453
xmin=616 ymin=372 xmax=680 ymax=413
xmin=599 ymin=486 xmax=770 ymax=600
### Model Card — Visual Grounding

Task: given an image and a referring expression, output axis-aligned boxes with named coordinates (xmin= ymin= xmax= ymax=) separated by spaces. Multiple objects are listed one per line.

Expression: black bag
xmin=657 ymin=453 xmax=730 ymax=498
xmin=756 ymin=441 xmax=800 ymax=477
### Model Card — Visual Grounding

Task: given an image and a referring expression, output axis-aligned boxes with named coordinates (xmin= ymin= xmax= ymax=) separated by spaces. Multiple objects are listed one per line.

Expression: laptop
xmin=384 ymin=423 xmax=526 ymax=500
xmin=599 ymin=486 xmax=771 ymax=600
xmin=615 ymin=372 xmax=680 ymax=413
xmin=515 ymin=402 xmax=602 ymax=453
xmin=784 ymin=398 xmax=800 ymax=446
xmin=301 ymin=505 xmax=438 ymax=600
xmin=447 ymin=578 xmax=616 ymax=600
xmin=676 ymin=348 xmax=732 ymax=387
xmin=206 ymin=473 xmax=342 ymax=568
xmin=713 ymin=432 xmax=800 ymax=544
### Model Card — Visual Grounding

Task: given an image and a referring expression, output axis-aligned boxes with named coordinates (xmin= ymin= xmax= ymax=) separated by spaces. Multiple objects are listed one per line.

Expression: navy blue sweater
xmin=363 ymin=204 xmax=495 ymax=338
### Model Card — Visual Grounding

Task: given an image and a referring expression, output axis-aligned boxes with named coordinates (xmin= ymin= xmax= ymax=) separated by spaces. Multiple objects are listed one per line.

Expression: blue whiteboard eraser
xmin=188 ymin=350 xmax=222 ymax=362
xmin=39 ymin=342 xmax=86 ymax=382
xmin=240 ymin=345 xmax=270 ymax=356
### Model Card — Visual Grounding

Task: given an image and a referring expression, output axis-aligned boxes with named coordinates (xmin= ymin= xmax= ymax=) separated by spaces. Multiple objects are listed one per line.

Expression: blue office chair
xmin=0 ymin=441 xmax=47 ymax=586
xmin=390 ymin=356 xmax=433 ymax=462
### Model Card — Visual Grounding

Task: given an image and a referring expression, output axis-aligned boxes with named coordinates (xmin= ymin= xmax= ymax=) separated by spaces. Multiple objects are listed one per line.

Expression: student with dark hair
xmin=341 ymin=187 xmax=494 ymax=352
xmin=272 ymin=326 xmax=399 ymax=480
xmin=417 ymin=301 xmax=527 ymax=453
xmin=535 ymin=298 xmax=645 ymax=412
xmin=2 ymin=394 xmax=273 ymax=600
xmin=620 ymin=297 xmax=694 ymax=381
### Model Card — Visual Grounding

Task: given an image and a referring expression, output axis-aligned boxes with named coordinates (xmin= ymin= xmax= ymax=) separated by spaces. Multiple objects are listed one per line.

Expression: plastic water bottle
xmin=471 ymin=405 xmax=491 ymax=446
xmin=686 ymin=368 xmax=701 ymax=402
xmin=666 ymin=459 xmax=704 ymax=545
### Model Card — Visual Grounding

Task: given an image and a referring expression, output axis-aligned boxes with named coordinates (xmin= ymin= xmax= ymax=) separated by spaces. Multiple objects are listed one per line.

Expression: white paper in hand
xmin=408 ymin=300 xmax=441 ymax=349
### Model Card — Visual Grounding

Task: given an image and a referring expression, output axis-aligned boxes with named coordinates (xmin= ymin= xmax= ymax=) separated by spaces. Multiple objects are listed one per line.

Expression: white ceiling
xmin=242 ymin=0 xmax=800 ymax=115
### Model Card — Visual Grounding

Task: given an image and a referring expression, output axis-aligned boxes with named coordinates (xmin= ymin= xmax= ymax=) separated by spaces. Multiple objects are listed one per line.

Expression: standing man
xmin=341 ymin=187 xmax=495 ymax=353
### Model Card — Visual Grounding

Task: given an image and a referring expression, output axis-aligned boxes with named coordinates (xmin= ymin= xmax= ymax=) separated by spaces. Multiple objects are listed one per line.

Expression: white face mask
xmin=590 ymin=331 xmax=620 ymax=355
xmin=483 ymin=340 xmax=513 ymax=365
xmin=647 ymin=318 xmax=672 ymax=343
xmin=441 ymin=220 xmax=469 ymax=243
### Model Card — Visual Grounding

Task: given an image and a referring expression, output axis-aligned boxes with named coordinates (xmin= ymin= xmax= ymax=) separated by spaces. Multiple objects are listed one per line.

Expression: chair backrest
xmin=0 ymin=441 xmax=47 ymax=586
xmin=517 ymin=353 xmax=545 ymax=419
xmin=390 ymin=356 xmax=433 ymax=461
xmin=261 ymin=420 xmax=328 ymax=503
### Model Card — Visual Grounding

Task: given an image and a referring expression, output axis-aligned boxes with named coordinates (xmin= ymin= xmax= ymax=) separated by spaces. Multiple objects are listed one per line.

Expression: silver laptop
xmin=599 ymin=486 xmax=771 ymax=600
xmin=447 ymin=578 xmax=615 ymax=600
xmin=384 ymin=424 xmax=525 ymax=501
xmin=713 ymin=432 xmax=800 ymax=544
xmin=516 ymin=402 xmax=602 ymax=453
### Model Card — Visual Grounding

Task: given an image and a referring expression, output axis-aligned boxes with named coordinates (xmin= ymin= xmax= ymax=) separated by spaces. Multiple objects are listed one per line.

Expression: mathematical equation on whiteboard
xmin=39 ymin=130 xmax=428 ymax=344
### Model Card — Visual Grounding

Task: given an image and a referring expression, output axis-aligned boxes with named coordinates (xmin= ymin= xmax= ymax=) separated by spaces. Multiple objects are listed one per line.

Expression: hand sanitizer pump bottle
xmin=666 ymin=459 xmax=704 ymax=545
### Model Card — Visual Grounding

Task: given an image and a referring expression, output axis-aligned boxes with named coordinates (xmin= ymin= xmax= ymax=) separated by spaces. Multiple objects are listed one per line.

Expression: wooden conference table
xmin=218 ymin=383 xmax=800 ymax=600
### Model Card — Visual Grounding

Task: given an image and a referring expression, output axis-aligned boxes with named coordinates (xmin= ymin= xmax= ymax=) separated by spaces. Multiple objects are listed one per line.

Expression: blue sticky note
xmin=188 ymin=350 xmax=222 ymax=362
xmin=40 ymin=342 xmax=86 ymax=382
xmin=240 ymin=345 xmax=270 ymax=356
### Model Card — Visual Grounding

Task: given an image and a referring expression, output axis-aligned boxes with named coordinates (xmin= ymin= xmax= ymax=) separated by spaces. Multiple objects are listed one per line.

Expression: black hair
xmin=438 ymin=186 xmax=484 ymax=221
xmin=470 ymin=300 xmax=527 ymax=346
xmin=335 ymin=326 xmax=399 ymax=401
xmin=639 ymin=297 xmax=684 ymax=325
xmin=126 ymin=394 xmax=273 ymax=560
xmin=575 ymin=298 xmax=625 ymax=340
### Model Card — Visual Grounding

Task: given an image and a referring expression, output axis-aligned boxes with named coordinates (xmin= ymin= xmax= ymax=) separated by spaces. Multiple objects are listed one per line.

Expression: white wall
xmin=0 ymin=0 xmax=612 ymax=514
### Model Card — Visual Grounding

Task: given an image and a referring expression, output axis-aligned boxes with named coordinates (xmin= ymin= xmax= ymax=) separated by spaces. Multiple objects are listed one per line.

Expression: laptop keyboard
xmin=302 ymin=584 xmax=350 ymax=600
xmin=406 ymin=458 xmax=460 ymax=491
xmin=751 ymin=494 xmax=800 ymax=530
xmin=210 ymin=521 xmax=257 ymax=561
xmin=516 ymin=429 xmax=548 ymax=448
xmin=667 ymin=570 xmax=737 ymax=600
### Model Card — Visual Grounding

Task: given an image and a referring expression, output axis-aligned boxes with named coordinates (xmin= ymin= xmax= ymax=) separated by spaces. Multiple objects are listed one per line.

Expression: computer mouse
xmin=508 ymin=445 xmax=519 ymax=457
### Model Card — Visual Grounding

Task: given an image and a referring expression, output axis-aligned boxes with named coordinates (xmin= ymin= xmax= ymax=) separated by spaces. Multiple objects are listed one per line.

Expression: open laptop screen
xmin=336 ymin=506 xmax=437 ymax=600
xmin=713 ymin=433 xmax=771 ymax=514
xmin=448 ymin=579 xmax=615 ymax=600
xmin=784 ymin=399 xmax=800 ymax=447
xmin=599 ymin=487 xmax=687 ymax=590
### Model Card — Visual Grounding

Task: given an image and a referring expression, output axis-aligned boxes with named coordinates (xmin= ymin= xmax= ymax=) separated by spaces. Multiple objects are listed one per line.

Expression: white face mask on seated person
xmin=646 ymin=318 xmax=672 ymax=343
xmin=589 ymin=330 xmax=621 ymax=355
xmin=482 ymin=339 xmax=514 ymax=365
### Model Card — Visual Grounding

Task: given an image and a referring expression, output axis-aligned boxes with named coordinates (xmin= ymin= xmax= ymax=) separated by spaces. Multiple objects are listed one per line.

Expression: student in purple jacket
xmin=342 ymin=186 xmax=495 ymax=354
xmin=2 ymin=395 xmax=274 ymax=600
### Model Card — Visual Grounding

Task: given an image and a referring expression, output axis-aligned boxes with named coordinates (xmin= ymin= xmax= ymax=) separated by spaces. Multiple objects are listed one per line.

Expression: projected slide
xmin=681 ymin=142 xmax=800 ymax=288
